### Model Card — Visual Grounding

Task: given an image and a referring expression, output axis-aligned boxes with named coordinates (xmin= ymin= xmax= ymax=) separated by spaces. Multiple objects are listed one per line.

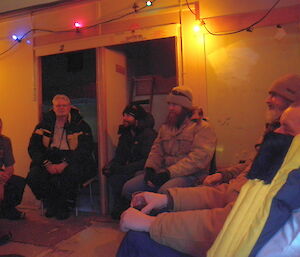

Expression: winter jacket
xmin=208 ymin=135 xmax=300 ymax=257
xmin=145 ymin=118 xmax=217 ymax=178
xmin=28 ymin=108 xmax=96 ymax=172
xmin=108 ymin=112 xmax=157 ymax=175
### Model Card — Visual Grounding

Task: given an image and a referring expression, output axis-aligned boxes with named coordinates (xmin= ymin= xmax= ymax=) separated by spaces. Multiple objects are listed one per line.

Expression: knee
xmin=9 ymin=175 xmax=26 ymax=189
xmin=121 ymin=180 xmax=132 ymax=199
xmin=26 ymin=166 xmax=43 ymax=185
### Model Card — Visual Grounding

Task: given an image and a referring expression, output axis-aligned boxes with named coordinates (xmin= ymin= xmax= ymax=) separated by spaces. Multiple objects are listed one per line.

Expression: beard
xmin=247 ymin=132 xmax=294 ymax=184
xmin=265 ymin=108 xmax=283 ymax=124
xmin=166 ymin=108 xmax=191 ymax=129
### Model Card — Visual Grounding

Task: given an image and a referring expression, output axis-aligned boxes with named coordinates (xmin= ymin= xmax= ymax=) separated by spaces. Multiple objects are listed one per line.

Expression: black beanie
xmin=123 ymin=104 xmax=147 ymax=120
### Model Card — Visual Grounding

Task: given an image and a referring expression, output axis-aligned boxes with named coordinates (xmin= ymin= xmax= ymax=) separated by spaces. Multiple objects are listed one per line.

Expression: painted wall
xmin=0 ymin=16 xmax=37 ymax=176
xmin=205 ymin=23 xmax=300 ymax=166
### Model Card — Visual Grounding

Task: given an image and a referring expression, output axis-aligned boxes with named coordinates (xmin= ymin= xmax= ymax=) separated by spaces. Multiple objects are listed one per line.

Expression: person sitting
xmin=202 ymin=73 xmax=300 ymax=186
xmin=26 ymin=94 xmax=96 ymax=220
xmin=103 ymin=103 xmax=157 ymax=219
xmin=116 ymin=104 xmax=300 ymax=257
xmin=0 ymin=118 xmax=26 ymax=220
xmin=208 ymin=103 xmax=300 ymax=257
xmin=122 ymin=86 xmax=217 ymax=200
xmin=116 ymin=74 xmax=300 ymax=257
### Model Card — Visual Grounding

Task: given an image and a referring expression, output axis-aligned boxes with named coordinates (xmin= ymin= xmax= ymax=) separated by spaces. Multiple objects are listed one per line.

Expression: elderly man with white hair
xmin=27 ymin=94 xmax=96 ymax=220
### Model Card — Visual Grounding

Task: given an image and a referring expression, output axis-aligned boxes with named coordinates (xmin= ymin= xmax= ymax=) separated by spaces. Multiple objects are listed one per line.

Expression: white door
xmin=97 ymin=47 xmax=128 ymax=214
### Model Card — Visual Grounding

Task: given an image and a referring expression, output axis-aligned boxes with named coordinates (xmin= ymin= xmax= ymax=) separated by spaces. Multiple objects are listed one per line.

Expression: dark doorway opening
xmin=108 ymin=36 xmax=177 ymax=128
xmin=41 ymin=48 xmax=98 ymax=141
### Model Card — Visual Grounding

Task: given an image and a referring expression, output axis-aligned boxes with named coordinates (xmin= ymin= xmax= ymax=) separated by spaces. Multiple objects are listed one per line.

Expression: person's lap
xmin=116 ymin=231 xmax=192 ymax=257
xmin=122 ymin=171 xmax=201 ymax=199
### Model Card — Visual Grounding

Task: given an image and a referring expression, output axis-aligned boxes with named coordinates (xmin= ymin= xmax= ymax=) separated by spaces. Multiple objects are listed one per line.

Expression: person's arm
xmin=144 ymin=129 xmax=165 ymax=171
xmin=110 ymin=128 xmax=158 ymax=176
xmin=1 ymin=136 xmax=15 ymax=182
xmin=0 ymin=165 xmax=13 ymax=183
xmin=216 ymin=160 xmax=252 ymax=183
xmin=28 ymin=124 xmax=48 ymax=165
xmin=65 ymin=121 xmax=95 ymax=164
xmin=120 ymin=208 xmax=156 ymax=232
xmin=168 ymin=122 xmax=217 ymax=178
xmin=149 ymin=205 xmax=231 ymax=257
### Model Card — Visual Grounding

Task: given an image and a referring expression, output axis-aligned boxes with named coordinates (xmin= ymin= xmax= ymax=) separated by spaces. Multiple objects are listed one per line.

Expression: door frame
xmin=34 ymin=23 xmax=181 ymax=215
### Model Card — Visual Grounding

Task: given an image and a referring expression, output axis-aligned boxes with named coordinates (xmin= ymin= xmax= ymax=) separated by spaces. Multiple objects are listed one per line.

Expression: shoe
xmin=56 ymin=208 xmax=71 ymax=220
xmin=0 ymin=232 xmax=12 ymax=245
xmin=45 ymin=205 xmax=57 ymax=218
xmin=1 ymin=208 xmax=25 ymax=220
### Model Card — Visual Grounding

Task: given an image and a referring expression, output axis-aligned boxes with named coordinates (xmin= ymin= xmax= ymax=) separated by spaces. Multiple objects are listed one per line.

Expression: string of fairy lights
xmin=0 ymin=0 xmax=285 ymax=56
xmin=0 ymin=0 xmax=156 ymax=56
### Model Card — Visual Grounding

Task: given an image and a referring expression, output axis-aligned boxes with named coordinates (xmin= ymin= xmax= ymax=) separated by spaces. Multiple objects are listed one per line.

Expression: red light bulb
xmin=74 ymin=22 xmax=82 ymax=28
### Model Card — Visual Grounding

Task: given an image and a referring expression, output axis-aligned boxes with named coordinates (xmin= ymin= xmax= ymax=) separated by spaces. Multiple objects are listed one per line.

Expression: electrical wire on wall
xmin=178 ymin=0 xmax=185 ymax=86
xmin=199 ymin=0 xmax=281 ymax=36
xmin=0 ymin=0 xmax=158 ymax=56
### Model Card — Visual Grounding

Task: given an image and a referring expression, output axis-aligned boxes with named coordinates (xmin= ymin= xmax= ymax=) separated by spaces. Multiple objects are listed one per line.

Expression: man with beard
xmin=203 ymin=73 xmax=300 ymax=186
xmin=102 ymin=103 xmax=157 ymax=219
xmin=121 ymin=86 xmax=217 ymax=200
xmin=116 ymin=75 xmax=300 ymax=257
xmin=209 ymin=103 xmax=300 ymax=257
xmin=116 ymin=103 xmax=300 ymax=257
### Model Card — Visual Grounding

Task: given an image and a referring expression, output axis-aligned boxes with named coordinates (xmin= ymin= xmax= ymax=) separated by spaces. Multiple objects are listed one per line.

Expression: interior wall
xmin=205 ymin=22 xmax=300 ymax=166
xmin=0 ymin=16 xmax=38 ymax=177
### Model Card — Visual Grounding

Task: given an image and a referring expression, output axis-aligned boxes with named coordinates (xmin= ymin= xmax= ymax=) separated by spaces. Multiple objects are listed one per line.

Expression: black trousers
xmin=27 ymin=161 xmax=96 ymax=205
xmin=2 ymin=175 xmax=26 ymax=210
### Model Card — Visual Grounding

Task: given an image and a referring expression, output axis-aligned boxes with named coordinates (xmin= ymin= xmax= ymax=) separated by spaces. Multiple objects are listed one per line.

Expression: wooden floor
xmin=0 ymin=208 xmax=125 ymax=257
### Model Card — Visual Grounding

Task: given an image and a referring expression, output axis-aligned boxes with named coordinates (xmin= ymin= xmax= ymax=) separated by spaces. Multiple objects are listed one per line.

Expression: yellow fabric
xmin=208 ymin=135 xmax=300 ymax=257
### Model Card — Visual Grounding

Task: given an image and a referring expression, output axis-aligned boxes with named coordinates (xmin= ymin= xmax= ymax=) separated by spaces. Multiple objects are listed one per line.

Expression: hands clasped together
xmin=120 ymin=191 xmax=168 ymax=232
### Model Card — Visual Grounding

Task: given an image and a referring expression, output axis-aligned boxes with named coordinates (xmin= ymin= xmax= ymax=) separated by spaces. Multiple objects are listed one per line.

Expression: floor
xmin=0 ymin=188 xmax=125 ymax=257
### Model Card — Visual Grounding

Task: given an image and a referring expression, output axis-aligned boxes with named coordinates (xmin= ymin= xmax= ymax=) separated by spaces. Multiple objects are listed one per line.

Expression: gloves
xmin=144 ymin=167 xmax=170 ymax=187
xmin=102 ymin=163 xmax=125 ymax=177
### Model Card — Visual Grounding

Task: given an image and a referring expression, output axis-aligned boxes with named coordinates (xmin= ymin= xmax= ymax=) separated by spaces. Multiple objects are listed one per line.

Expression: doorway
xmin=41 ymin=48 xmax=99 ymax=214
xmin=41 ymin=48 xmax=97 ymax=140
xmin=108 ymin=36 xmax=178 ymax=130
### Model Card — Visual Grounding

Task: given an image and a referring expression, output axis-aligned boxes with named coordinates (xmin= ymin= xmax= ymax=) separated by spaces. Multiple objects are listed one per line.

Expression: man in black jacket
xmin=103 ymin=103 xmax=157 ymax=219
xmin=27 ymin=95 xmax=96 ymax=220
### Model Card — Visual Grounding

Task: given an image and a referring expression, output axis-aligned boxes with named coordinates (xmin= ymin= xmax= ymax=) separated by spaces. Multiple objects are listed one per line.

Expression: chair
xmin=40 ymin=175 xmax=98 ymax=216
xmin=75 ymin=175 xmax=98 ymax=216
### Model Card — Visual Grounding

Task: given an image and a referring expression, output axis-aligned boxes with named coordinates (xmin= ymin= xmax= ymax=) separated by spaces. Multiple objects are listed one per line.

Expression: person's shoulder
xmin=0 ymin=135 xmax=12 ymax=146
xmin=0 ymin=134 xmax=10 ymax=141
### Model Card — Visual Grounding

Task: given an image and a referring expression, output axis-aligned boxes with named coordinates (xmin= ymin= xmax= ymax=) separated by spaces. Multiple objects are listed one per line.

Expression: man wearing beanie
xmin=116 ymin=74 xmax=300 ymax=257
xmin=203 ymin=73 xmax=300 ymax=187
xmin=122 ymin=86 xmax=217 ymax=199
xmin=103 ymin=103 xmax=157 ymax=219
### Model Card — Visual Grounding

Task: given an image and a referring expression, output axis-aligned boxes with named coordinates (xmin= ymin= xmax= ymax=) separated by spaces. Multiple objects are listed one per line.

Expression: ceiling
xmin=0 ymin=0 xmax=299 ymax=17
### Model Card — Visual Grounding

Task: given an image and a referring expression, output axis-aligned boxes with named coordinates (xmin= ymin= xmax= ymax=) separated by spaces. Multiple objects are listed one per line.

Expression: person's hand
xmin=0 ymin=172 xmax=10 ymax=184
xmin=102 ymin=167 xmax=112 ymax=177
xmin=144 ymin=168 xmax=170 ymax=187
xmin=120 ymin=207 xmax=156 ymax=232
xmin=203 ymin=173 xmax=223 ymax=185
xmin=54 ymin=162 xmax=68 ymax=174
xmin=46 ymin=162 xmax=68 ymax=174
xmin=131 ymin=192 xmax=168 ymax=214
